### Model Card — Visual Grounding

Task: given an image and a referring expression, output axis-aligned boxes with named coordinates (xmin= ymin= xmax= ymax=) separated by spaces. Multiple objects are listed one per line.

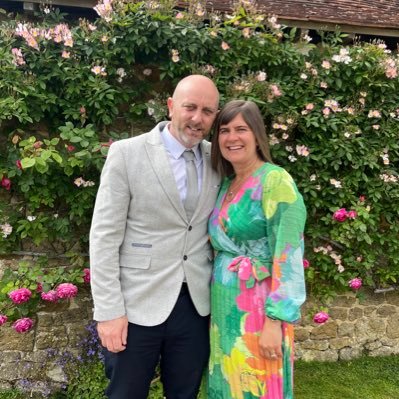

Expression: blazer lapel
xmin=145 ymin=123 xmax=187 ymax=220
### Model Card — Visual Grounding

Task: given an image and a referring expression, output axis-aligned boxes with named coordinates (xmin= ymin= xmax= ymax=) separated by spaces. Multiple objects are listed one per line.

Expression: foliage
xmin=0 ymin=0 xmax=398 ymax=324
xmin=0 ymin=255 xmax=88 ymax=322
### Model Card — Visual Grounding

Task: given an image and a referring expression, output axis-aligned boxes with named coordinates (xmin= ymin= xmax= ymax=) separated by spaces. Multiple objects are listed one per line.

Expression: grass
xmin=1 ymin=355 xmax=398 ymax=398
xmin=294 ymin=355 xmax=399 ymax=399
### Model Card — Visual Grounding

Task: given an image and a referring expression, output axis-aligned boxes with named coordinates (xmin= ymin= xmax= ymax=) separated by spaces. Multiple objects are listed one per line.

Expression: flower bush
xmin=0 ymin=0 xmax=398 ymax=329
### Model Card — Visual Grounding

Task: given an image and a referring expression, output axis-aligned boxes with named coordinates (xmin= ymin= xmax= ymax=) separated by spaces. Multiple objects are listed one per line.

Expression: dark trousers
xmin=103 ymin=284 xmax=210 ymax=399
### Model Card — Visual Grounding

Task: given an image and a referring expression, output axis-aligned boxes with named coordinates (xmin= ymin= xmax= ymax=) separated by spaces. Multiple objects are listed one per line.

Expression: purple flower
xmin=313 ymin=311 xmax=329 ymax=324
xmin=56 ymin=283 xmax=78 ymax=299
xmin=41 ymin=290 xmax=58 ymax=302
xmin=349 ymin=277 xmax=362 ymax=290
xmin=13 ymin=317 xmax=34 ymax=333
xmin=8 ymin=288 xmax=32 ymax=304
xmin=333 ymin=208 xmax=347 ymax=222
xmin=0 ymin=314 xmax=8 ymax=326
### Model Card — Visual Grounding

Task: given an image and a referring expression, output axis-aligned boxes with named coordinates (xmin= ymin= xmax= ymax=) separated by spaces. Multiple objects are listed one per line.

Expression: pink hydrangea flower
xmin=83 ymin=268 xmax=90 ymax=284
xmin=303 ymin=259 xmax=310 ymax=269
xmin=56 ymin=283 xmax=78 ymax=299
xmin=12 ymin=318 xmax=33 ymax=333
xmin=41 ymin=290 xmax=58 ymax=302
xmin=8 ymin=288 xmax=32 ymax=304
xmin=333 ymin=208 xmax=347 ymax=222
xmin=0 ymin=315 xmax=8 ymax=326
xmin=313 ymin=311 xmax=329 ymax=324
xmin=349 ymin=277 xmax=362 ymax=290
xmin=347 ymin=210 xmax=357 ymax=219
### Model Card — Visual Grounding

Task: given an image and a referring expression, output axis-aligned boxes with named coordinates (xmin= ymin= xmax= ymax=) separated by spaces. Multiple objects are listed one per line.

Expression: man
xmin=90 ymin=75 xmax=220 ymax=399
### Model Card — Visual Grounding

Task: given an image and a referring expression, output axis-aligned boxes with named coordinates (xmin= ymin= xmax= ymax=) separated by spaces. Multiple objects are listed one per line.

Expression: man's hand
xmin=97 ymin=316 xmax=128 ymax=353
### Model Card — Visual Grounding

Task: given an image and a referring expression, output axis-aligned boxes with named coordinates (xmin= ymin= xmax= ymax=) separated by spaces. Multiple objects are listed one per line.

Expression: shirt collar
xmin=161 ymin=123 xmax=201 ymax=161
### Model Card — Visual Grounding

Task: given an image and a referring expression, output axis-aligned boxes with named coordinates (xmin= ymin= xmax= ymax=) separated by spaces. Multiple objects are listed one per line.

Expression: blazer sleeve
xmin=262 ymin=166 xmax=307 ymax=323
xmin=90 ymin=140 xmax=131 ymax=321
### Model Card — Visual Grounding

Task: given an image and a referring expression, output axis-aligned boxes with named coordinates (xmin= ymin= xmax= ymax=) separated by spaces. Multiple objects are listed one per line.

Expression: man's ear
xmin=167 ymin=97 xmax=173 ymax=119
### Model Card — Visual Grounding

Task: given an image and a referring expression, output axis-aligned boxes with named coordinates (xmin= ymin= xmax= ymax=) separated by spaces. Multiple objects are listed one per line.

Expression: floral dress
xmin=208 ymin=163 xmax=307 ymax=399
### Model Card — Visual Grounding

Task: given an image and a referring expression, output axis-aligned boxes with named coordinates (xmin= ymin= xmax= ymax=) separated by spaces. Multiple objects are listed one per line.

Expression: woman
xmin=208 ymin=100 xmax=306 ymax=399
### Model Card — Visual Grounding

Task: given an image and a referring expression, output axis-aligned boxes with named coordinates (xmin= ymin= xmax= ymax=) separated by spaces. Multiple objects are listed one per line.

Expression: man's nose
xmin=191 ymin=109 xmax=202 ymax=123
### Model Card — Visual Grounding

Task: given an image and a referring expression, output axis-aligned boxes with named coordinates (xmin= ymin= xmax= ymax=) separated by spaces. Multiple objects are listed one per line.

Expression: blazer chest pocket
xmin=120 ymin=253 xmax=151 ymax=270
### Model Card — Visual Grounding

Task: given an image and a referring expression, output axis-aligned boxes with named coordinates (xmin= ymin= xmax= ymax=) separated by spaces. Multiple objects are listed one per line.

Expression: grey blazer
xmin=90 ymin=122 xmax=221 ymax=326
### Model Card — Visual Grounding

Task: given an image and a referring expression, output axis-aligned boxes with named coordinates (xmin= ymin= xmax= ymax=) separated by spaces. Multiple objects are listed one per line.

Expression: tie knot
xmin=182 ymin=150 xmax=195 ymax=162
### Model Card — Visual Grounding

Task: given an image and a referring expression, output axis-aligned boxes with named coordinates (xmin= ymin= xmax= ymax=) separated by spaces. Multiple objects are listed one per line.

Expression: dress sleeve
xmin=262 ymin=166 xmax=307 ymax=323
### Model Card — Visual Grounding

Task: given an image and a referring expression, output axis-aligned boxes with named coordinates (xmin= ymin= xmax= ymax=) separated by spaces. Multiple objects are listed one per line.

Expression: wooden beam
xmin=279 ymin=18 xmax=399 ymax=38
xmin=12 ymin=0 xmax=96 ymax=8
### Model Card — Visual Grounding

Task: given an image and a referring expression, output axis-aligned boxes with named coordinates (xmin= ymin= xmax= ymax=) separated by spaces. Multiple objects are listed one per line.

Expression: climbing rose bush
xmin=0 ymin=0 xmax=398 ymax=324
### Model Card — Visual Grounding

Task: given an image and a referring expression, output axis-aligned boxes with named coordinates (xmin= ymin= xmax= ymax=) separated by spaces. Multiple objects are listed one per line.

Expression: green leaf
xmin=21 ymin=158 xmax=36 ymax=169
xmin=52 ymin=153 xmax=63 ymax=164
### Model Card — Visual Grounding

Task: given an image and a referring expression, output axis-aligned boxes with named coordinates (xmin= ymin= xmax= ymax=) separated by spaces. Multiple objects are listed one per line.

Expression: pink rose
xmin=33 ymin=141 xmax=43 ymax=149
xmin=333 ymin=208 xmax=347 ymax=222
xmin=66 ymin=145 xmax=75 ymax=152
xmin=303 ymin=259 xmax=310 ymax=269
xmin=12 ymin=317 xmax=34 ymax=333
xmin=8 ymin=288 xmax=32 ymax=304
xmin=56 ymin=283 xmax=78 ymax=299
xmin=1 ymin=176 xmax=11 ymax=191
xmin=359 ymin=195 xmax=366 ymax=202
xmin=349 ymin=277 xmax=362 ymax=290
xmin=83 ymin=268 xmax=90 ymax=284
xmin=347 ymin=210 xmax=357 ymax=219
xmin=41 ymin=290 xmax=58 ymax=302
xmin=313 ymin=311 xmax=329 ymax=324
xmin=16 ymin=160 xmax=23 ymax=170
xmin=0 ymin=315 xmax=8 ymax=326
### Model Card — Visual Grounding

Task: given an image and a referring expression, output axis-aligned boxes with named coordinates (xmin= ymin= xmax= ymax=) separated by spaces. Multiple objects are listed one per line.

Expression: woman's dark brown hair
xmin=211 ymin=100 xmax=273 ymax=177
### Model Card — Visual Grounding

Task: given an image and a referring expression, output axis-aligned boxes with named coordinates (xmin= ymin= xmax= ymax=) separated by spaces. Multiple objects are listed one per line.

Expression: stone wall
xmin=0 ymin=288 xmax=93 ymax=393
xmin=1 ymin=254 xmax=399 ymax=393
xmin=296 ymin=290 xmax=399 ymax=361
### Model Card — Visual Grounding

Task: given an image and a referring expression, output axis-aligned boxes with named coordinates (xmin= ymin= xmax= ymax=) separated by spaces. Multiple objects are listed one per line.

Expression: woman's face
xmin=218 ymin=113 xmax=259 ymax=168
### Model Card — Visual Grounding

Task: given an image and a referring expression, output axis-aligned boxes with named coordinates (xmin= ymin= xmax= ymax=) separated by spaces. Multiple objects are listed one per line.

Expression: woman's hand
xmin=259 ymin=317 xmax=283 ymax=361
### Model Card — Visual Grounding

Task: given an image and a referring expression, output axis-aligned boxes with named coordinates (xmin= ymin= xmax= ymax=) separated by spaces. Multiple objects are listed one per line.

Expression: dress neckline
xmin=220 ymin=162 xmax=269 ymax=210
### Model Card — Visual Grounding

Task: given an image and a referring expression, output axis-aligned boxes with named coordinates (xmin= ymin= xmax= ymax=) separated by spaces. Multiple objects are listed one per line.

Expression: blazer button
xmin=188 ymin=225 xmax=192 ymax=231
xmin=183 ymin=255 xmax=188 ymax=261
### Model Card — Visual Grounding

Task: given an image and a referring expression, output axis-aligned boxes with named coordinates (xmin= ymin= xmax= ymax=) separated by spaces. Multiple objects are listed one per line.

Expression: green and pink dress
xmin=208 ymin=163 xmax=307 ymax=399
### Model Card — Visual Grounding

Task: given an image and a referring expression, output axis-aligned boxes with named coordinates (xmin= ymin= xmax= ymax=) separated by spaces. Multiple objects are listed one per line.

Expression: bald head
xmin=172 ymin=75 xmax=219 ymax=104
xmin=167 ymin=75 xmax=219 ymax=148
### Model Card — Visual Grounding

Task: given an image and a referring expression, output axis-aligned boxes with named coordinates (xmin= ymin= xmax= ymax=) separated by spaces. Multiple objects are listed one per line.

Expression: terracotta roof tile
xmin=178 ymin=0 xmax=399 ymax=29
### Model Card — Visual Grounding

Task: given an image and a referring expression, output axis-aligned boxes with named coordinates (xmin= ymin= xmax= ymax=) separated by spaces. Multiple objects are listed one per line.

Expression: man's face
xmin=167 ymin=80 xmax=219 ymax=148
